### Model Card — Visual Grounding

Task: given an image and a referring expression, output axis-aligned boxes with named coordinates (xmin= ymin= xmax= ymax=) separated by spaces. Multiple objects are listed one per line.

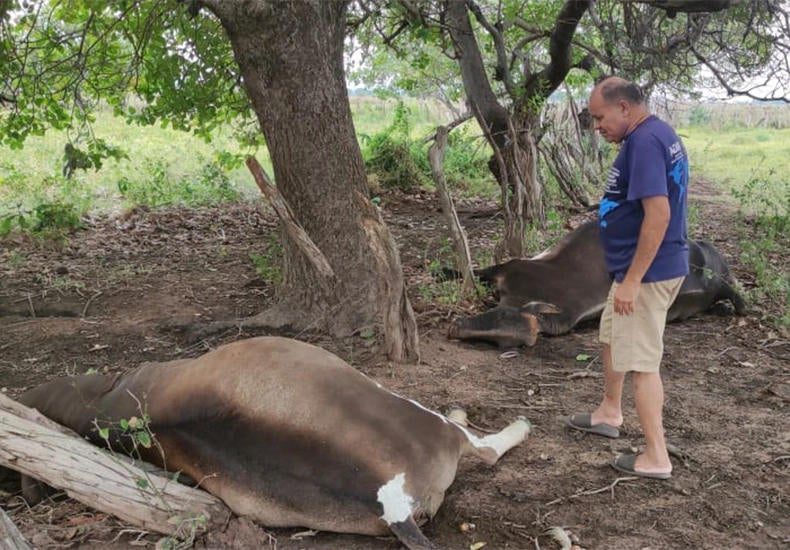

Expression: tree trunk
xmin=0 ymin=394 xmax=231 ymax=541
xmin=209 ymin=1 xmax=418 ymax=361
xmin=445 ymin=1 xmax=543 ymax=259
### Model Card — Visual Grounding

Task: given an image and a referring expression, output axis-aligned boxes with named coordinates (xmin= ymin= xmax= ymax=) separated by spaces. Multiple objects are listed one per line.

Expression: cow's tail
xmin=389 ymin=517 xmax=435 ymax=550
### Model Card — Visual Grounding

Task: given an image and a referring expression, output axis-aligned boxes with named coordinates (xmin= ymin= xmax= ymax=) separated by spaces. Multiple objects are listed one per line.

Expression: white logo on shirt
xmin=605 ymin=167 xmax=621 ymax=194
xmin=668 ymin=141 xmax=685 ymax=163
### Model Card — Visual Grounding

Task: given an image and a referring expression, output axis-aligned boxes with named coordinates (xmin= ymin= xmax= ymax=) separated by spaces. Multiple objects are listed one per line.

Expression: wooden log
xmin=246 ymin=156 xmax=335 ymax=282
xmin=428 ymin=125 xmax=476 ymax=293
xmin=0 ymin=394 xmax=231 ymax=540
xmin=0 ymin=506 xmax=31 ymax=550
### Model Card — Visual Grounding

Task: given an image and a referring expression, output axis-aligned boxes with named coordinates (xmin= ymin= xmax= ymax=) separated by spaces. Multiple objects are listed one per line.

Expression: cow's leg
xmin=446 ymin=407 xmax=468 ymax=426
xmin=448 ymin=307 xmax=540 ymax=347
xmin=460 ymin=417 xmax=531 ymax=465
xmin=21 ymin=474 xmax=54 ymax=504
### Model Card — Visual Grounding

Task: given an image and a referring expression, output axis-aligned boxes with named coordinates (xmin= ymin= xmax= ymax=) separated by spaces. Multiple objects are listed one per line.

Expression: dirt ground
xmin=1 ymin=181 xmax=787 ymax=549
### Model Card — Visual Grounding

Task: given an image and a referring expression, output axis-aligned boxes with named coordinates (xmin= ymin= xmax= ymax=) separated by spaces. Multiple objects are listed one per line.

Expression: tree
xmin=0 ymin=1 xmax=419 ymax=361
xmin=353 ymin=0 xmax=788 ymax=256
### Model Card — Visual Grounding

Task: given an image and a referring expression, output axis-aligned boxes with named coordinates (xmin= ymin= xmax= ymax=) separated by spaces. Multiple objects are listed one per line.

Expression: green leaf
xmin=575 ymin=353 xmax=591 ymax=362
xmin=98 ymin=427 xmax=110 ymax=440
xmin=136 ymin=431 xmax=152 ymax=448
xmin=119 ymin=418 xmax=129 ymax=431
xmin=136 ymin=478 xmax=149 ymax=489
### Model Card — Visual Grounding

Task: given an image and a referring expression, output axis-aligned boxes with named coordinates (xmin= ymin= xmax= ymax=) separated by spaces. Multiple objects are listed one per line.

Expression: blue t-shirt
xmin=598 ymin=115 xmax=689 ymax=283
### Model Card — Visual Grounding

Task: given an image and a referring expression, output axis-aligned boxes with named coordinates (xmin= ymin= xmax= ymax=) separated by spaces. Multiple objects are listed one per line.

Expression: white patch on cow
xmin=377 ymin=473 xmax=414 ymax=524
xmin=384 ymin=386 xmax=529 ymax=460
xmin=460 ymin=418 xmax=531 ymax=456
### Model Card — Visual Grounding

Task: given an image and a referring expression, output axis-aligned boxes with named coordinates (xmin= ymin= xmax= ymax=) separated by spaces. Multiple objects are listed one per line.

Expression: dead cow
xmin=16 ymin=337 xmax=530 ymax=549
xmin=448 ymin=221 xmax=745 ymax=347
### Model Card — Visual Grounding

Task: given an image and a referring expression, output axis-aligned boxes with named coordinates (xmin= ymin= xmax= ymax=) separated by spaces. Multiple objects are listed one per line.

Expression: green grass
xmin=0 ymin=97 xmax=492 ymax=221
xmin=679 ymin=126 xmax=790 ymax=218
xmin=680 ymin=125 xmax=788 ymax=328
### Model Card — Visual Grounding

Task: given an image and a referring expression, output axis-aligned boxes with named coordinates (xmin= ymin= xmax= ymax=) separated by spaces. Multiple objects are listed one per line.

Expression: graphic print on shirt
xmin=667 ymin=141 xmax=688 ymax=201
xmin=598 ymin=116 xmax=690 ymax=283
xmin=599 ymin=165 xmax=622 ymax=228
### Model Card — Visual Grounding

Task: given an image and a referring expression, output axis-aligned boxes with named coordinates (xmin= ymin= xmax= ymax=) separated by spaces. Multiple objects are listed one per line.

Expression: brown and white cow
xmin=16 ymin=336 xmax=530 ymax=549
xmin=447 ymin=221 xmax=745 ymax=347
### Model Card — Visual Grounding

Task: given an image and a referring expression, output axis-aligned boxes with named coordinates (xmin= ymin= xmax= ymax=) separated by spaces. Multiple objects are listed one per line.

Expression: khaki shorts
xmin=599 ymin=277 xmax=684 ymax=373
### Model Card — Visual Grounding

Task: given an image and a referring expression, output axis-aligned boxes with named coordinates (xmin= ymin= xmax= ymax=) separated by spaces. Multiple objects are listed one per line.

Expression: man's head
xmin=588 ymin=77 xmax=649 ymax=143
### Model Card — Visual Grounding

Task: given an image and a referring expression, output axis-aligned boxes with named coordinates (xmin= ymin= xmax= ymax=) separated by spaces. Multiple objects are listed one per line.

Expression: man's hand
xmin=614 ymin=279 xmax=640 ymax=315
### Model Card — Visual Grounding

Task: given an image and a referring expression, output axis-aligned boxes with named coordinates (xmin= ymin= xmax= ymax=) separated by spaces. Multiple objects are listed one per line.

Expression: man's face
xmin=588 ymin=91 xmax=631 ymax=143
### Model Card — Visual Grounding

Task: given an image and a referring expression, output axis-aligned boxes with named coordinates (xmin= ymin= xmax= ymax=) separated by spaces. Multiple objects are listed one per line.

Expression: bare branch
xmin=465 ymin=0 xmax=514 ymax=96
xmin=690 ymin=44 xmax=789 ymax=103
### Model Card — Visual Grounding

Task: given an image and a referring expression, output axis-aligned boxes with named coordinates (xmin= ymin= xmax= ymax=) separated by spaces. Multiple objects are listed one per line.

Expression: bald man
xmin=566 ymin=77 xmax=689 ymax=480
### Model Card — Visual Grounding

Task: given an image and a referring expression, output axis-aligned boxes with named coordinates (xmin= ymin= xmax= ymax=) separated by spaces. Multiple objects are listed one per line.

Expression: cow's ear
xmin=521 ymin=313 xmax=540 ymax=346
xmin=522 ymin=301 xmax=562 ymax=314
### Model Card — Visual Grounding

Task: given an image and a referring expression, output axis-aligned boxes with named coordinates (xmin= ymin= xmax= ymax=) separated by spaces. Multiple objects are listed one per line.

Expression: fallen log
xmin=0 ymin=506 xmax=31 ymax=550
xmin=0 ymin=393 xmax=231 ymax=541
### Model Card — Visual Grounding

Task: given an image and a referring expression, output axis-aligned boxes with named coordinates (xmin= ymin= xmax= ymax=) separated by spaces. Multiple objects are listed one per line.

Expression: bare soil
xmin=1 ymin=181 xmax=787 ymax=549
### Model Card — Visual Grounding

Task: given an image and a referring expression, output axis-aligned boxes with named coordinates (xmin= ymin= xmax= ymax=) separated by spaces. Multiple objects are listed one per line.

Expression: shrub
xmin=362 ymin=102 xmax=427 ymax=191
xmin=117 ymin=159 xmax=240 ymax=207
xmin=0 ymin=201 xmax=83 ymax=236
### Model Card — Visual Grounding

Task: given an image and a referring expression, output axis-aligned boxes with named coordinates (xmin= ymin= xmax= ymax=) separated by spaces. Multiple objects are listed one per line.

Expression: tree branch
xmin=524 ymin=0 xmax=591 ymax=105
xmin=691 ymin=44 xmax=790 ymax=103
xmin=246 ymin=157 xmax=337 ymax=281
xmin=465 ymin=0 xmax=514 ymax=96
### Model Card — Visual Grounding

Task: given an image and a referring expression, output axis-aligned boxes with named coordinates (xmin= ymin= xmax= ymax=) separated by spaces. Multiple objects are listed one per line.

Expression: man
xmin=566 ymin=77 xmax=689 ymax=480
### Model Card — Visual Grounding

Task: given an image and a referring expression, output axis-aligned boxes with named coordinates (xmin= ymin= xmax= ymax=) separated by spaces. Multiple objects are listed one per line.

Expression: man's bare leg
xmin=632 ymin=371 xmax=672 ymax=473
xmin=591 ymin=344 xmax=625 ymax=427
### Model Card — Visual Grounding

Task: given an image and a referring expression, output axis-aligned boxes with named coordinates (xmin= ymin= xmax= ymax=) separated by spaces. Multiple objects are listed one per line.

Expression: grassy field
xmin=679 ymin=126 xmax=790 ymax=217
xmin=1 ymin=99 xmax=787 ymax=225
xmin=0 ymin=98 xmax=455 ymax=215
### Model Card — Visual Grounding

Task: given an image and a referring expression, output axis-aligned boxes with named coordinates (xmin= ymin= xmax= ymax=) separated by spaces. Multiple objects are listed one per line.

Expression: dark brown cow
xmin=16 ymin=337 xmax=530 ymax=549
xmin=447 ymin=221 xmax=745 ymax=347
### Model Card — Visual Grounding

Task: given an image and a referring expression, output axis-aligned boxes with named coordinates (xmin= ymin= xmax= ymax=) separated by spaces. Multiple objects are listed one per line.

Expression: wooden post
xmin=246 ymin=156 xmax=335 ymax=282
xmin=428 ymin=125 xmax=476 ymax=292
xmin=0 ymin=394 xmax=231 ymax=540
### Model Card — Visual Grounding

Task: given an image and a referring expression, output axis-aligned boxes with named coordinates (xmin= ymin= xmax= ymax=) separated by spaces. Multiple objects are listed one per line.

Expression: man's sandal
xmin=565 ymin=413 xmax=620 ymax=439
xmin=611 ymin=453 xmax=672 ymax=480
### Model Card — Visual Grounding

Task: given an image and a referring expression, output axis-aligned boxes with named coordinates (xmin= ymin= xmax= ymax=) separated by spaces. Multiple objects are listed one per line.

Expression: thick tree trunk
xmin=0 ymin=394 xmax=231 ymax=540
xmin=211 ymin=1 xmax=418 ymax=361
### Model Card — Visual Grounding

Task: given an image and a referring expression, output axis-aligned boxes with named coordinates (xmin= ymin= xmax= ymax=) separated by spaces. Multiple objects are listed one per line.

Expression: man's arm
xmin=614 ymin=195 xmax=671 ymax=315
